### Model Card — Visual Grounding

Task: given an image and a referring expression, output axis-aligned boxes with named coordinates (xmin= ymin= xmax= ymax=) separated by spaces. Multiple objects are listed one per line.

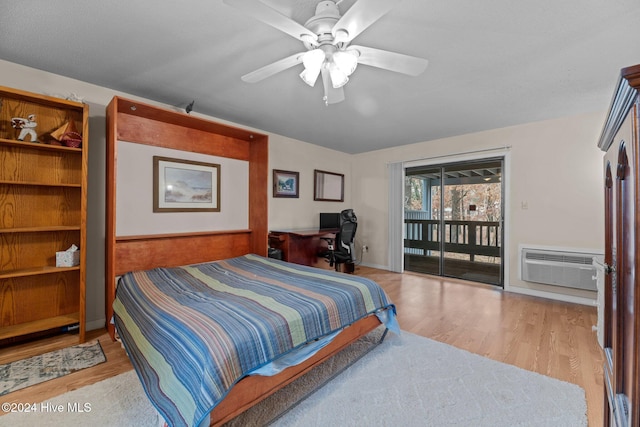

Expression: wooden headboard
xmin=105 ymin=97 xmax=268 ymax=339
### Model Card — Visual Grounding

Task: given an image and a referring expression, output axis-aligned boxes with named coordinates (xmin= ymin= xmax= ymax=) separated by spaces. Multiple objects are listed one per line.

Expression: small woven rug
xmin=0 ymin=340 xmax=106 ymax=396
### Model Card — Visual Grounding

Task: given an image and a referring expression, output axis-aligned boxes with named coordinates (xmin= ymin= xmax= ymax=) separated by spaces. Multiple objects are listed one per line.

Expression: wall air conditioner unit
xmin=520 ymin=247 xmax=599 ymax=291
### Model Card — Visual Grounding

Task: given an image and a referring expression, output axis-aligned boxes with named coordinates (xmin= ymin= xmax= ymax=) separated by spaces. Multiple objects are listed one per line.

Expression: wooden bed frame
xmin=210 ymin=314 xmax=380 ymax=425
xmin=105 ymin=97 xmax=383 ymax=426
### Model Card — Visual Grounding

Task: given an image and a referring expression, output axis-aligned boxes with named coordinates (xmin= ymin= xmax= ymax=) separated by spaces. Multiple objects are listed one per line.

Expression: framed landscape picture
xmin=273 ymin=169 xmax=299 ymax=198
xmin=153 ymin=156 xmax=221 ymax=212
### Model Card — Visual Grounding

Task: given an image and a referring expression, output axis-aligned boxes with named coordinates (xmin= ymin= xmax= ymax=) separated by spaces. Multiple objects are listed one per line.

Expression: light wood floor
xmin=0 ymin=267 xmax=603 ymax=425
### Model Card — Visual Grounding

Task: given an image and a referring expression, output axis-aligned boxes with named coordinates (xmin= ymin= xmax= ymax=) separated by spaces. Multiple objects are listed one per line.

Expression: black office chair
xmin=321 ymin=209 xmax=358 ymax=272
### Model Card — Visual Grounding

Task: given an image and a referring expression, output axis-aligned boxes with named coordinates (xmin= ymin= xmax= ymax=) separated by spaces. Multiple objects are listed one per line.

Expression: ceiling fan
xmin=223 ymin=0 xmax=429 ymax=105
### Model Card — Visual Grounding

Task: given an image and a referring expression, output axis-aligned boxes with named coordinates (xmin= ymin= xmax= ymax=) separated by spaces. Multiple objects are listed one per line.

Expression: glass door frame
xmin=402 ymin=150 xmax=510 ymax=288
xmin=441 ymin=158 xmax=504 ymax=286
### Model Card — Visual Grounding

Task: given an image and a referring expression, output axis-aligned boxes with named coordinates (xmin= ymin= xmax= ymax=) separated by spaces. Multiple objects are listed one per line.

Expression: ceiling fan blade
xmin=241 ymin=52 xmax=304 ymax=83
xmin=321 ymin=68 xmax=345 ymax=104
xmin=224 ymin=0 xmax=318 ymax=44
xmin=332 ymin=0 xmax=399 ymax=44
xmin=350 ymin=45 xmax=428 ymax=76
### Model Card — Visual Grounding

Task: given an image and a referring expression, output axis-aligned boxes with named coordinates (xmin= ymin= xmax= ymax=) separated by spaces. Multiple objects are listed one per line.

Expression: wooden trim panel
xmin=113 ymin=231 xmax=252 ymax=276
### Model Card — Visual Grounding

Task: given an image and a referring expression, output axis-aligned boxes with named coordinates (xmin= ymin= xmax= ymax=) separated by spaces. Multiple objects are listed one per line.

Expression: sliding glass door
xmin=404 ymin=158 xmax=503 ymax=286
xmin=404 ymin=166 xmax=441 ymax=276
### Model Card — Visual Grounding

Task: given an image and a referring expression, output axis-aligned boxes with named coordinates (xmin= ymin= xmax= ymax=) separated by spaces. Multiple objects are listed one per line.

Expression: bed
xmin=105 ymin=98 xmax=397 ymax=426
xmin=112 ymin=253 xmax=397 ymax=427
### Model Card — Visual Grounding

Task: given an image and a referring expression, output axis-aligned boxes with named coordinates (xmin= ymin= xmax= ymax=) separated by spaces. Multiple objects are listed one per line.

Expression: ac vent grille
xmin=521 ymin=247 xmax=598 ymax=291
xmin=524 ymin=252 xmax=594 ymax=265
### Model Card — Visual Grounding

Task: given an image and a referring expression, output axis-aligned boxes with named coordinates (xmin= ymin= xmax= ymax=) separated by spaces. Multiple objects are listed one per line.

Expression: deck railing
xmin=404 ymin=212 xmax=500 ymax=261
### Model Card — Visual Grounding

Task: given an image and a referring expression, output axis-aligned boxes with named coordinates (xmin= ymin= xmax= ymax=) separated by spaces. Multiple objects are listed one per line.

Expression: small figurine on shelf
xmin=11 ymin=114 xmax=38 ymax=142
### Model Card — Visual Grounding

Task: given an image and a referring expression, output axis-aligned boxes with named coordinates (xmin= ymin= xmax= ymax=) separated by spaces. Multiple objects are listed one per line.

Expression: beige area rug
xmin=0 ymin=330 xmax=587 ymax=427
xmin=0 ymin=340 xmax=106 ymax=396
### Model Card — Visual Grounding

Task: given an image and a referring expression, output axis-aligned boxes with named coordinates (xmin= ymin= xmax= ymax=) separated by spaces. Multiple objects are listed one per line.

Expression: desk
xmin=268 ymin=228 xmax=338 ymax=269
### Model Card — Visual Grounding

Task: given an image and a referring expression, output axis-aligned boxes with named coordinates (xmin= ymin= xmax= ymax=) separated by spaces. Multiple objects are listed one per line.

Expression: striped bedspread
xmin=113 ymin=254 xmax=395 ymax=427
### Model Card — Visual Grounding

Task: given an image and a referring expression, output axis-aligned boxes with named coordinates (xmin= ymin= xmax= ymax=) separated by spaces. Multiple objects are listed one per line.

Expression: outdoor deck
xmin=404 ymin=214 xmax=501 ymax=285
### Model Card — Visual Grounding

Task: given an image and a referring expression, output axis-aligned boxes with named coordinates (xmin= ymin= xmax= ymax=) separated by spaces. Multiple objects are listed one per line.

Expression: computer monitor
xmin=319 ymin=212 xmax=341 ymax=230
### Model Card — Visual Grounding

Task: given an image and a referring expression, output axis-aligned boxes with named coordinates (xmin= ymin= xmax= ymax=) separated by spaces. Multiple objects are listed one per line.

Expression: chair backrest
xmin=337 ymin=209 xmax=357 ymax=258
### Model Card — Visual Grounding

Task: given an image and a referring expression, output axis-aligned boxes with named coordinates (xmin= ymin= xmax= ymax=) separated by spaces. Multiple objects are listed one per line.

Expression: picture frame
xmin=153 ymin=156 xmax=221 ymax=212
xmin=273 ymin=169 xmax=299 ymax=198
xmin=314 ymin=169 xmax=344 ymax=202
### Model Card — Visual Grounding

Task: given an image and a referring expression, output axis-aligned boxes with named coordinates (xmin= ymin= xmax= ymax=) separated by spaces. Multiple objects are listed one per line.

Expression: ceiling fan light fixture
xmin=300 ymin=68 xmax=321 ymax=87
xmin=299 ymin=48 xmax=326 ymax=86
xmin=302 ymin=48 xmax=325 ymax=69
xmin=332 ymin=50 xmax=358 ymax=76
xmin=328 ymin=63 xmax=349 ymax=88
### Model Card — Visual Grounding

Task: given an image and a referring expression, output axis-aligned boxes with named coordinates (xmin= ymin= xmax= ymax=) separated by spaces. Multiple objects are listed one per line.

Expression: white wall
xmin=351 ymin=111 xmax=606 ymax=302
xmin=115 ymin=141 xmax=249 ymax=235
xmin=269 ymin=135 xmax=351 ymax=230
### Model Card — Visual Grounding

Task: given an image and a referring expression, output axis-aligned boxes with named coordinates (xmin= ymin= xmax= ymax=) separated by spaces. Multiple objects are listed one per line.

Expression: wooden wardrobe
xmin=598 ymin=64 xmax=640 ymax=426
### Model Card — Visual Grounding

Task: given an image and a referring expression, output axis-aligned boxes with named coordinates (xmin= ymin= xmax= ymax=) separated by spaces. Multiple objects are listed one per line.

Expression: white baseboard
xmin=506 ymin=285 xmax=597 ymax=307
xmin=358 ymin=261 xmax=389 ymax=270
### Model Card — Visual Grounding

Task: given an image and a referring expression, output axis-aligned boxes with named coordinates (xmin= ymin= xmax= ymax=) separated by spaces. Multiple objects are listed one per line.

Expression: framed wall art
xmin=153 ymin=156 xmax=221 ymax=212
xmin=314 ymin=169 xmax=344 ymax=202
xmin=273 ymin=169 xmax=299 ymax=198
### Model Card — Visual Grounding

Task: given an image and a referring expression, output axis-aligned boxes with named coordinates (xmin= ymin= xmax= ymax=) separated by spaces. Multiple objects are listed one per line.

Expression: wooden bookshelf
xmin=0 ymin=86 xmax=87 ymax=343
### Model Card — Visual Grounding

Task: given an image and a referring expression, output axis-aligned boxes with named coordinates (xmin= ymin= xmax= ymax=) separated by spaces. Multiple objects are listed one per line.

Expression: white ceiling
xmin=1 ymin=0 xmax=639 ymax=154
